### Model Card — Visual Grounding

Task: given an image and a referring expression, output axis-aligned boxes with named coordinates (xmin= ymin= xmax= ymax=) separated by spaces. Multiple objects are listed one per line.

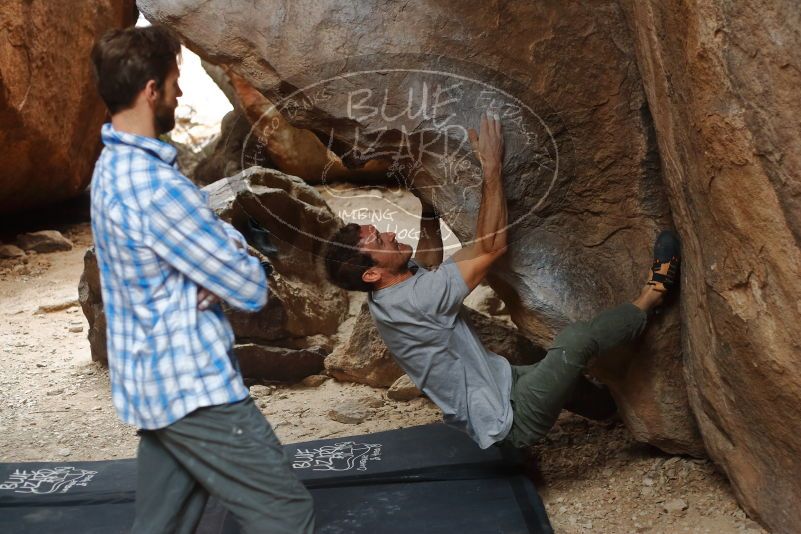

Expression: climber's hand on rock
xmin=467 ymin=111 xmax=504 ymax=176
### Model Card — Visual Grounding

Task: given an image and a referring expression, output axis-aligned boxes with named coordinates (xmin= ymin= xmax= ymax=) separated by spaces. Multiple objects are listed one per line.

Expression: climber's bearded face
xmin=153 ymin=62 xmax=182 ymax=135
xmin=358 ymin=224 xmax=414 ymax=273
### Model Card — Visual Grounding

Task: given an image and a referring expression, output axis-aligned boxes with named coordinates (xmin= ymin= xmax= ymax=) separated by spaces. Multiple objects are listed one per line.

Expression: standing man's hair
xmin=324 ymin=224 xmax=375 ymax=292
xmin=91 ymin=25 xmax=181 ymax=114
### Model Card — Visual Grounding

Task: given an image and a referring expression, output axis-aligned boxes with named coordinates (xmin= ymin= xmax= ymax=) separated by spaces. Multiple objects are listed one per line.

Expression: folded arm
xmin=148 ymin=176 xmax=268 ymax=312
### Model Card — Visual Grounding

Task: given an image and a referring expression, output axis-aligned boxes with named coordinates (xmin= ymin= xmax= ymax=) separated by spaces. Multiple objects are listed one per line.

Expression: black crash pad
xmin=0 ymin=424 xmax=552 ymax=533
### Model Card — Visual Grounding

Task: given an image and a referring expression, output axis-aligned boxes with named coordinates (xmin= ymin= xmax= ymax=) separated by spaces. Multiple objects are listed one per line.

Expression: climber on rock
xmin=324 ymin=111 xmax=681 ymax=450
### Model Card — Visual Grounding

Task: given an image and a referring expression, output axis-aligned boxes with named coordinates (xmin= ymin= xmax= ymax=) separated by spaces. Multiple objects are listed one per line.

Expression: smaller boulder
xmin=17 ymin=230 xmax=73 ymax=253
xmin=249 ymin=384 xmax=274 ymax=398
xmin=78 ymin=249 xmax=107 ymax=363
xmin=662 ymin=498 xmax=689 ymax=513
xmin=324 ymin=302 xmax=404 ymax=388
xmin=301 ymin=374 xmax=330 ymax=387
xmin=0 ymin=244 xmax=25 ymax=258
xmin=387 ymin=375 xmax=422 ymax=401
xmin=328 ymin=400 xmax=371 ymax=424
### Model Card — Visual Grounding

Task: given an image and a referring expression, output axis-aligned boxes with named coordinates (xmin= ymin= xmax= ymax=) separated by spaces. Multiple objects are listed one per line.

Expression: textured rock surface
xmin=327 ymin=400 xmax=370 ymax=424
xmin=622 ymin=2 xmax=801 ymax=531
xmin=80 ymin=247 xmax=335 ymax=382
xmin=204 ymin=167 xmax=350 ymax=333
xmin=323 ymin=302 xmax=405 ymax=388
xmin=78 ymin=249 xmax=107 ymax=363
xmin=80 ymin=167 xmax=349 ymax=381
xmin=0 ymin=1 xmax=137 ymax=213
xmin=196 ymin=65 xmax=393 ymax=187
xmin=463 ymin=283 xmax=509 ymax=317
xmin=192 ymin=109 xmax=265 ymax=186
xmin=17 ymin=230 xmax=73 ymax=253
xmin=0 ymin=244 xmax=25 ymax=259
xmin=387 ymin=375 xmax=422 ymax=402
xmin=300 ymin=374 xmax=330 ymax=388
xmin=325 ymin=301 xmax=545 ymax=388
xmin=139 ymin=0 xmax=700 ymax=453
xmin=234 ymin=344 xmax=326 ymax=382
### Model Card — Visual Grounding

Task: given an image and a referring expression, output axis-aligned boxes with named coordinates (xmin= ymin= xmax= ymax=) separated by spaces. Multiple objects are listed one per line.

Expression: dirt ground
xmin=0 ymin=216 xmax=767 ymax=534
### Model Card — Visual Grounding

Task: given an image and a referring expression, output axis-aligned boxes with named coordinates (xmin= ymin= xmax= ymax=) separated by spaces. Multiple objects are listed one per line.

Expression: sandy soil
xmin=0 ymin=218 xmax=766 ymax=534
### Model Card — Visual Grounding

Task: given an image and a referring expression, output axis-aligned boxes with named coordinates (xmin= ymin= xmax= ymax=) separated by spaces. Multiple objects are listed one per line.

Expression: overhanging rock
xmin=139 ymin=0 xmax=702 ymax=454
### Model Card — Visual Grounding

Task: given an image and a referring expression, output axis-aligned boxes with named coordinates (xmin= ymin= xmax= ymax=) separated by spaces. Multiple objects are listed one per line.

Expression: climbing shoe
xmin=647 ymin=230 xmax=681 ymax=293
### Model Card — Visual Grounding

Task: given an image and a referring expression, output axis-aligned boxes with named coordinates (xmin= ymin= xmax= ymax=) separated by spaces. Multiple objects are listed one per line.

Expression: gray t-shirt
xmin=367 ymin=258 xmax=513 ymax=449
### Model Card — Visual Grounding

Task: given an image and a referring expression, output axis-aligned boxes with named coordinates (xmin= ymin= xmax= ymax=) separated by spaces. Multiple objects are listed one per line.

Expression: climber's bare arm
xmin=413 ymin=196 xmax=444 ymax=269
xmin=451 ymin=112 xmax=507 ymax=291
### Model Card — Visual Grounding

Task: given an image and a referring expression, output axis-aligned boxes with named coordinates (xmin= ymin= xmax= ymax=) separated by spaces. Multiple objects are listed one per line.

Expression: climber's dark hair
xmin=91 ymin=25 xmax=181 ymax=114
xmin=324 ymin=224 xmax=375 ymax=292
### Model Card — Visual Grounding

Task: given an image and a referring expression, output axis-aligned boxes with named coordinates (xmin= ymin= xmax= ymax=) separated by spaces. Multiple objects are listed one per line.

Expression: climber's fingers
xmin=467 ymin=127 xmax=479 ymax=150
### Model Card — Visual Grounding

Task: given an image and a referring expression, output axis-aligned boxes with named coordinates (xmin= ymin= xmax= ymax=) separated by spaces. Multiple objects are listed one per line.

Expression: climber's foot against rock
xmin=633 ymin=229 xmax=681 ymax=312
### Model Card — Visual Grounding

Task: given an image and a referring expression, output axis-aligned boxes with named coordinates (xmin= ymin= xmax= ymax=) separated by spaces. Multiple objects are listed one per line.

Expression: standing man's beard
xmin=154 ymin=96 xmax=176 ymax=135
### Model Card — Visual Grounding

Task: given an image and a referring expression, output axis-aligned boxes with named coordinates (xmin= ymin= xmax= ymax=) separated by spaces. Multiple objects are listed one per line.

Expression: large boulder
xmin=205 ymin=167 xmax=346 ymax=301
xmin=193 ymin=62 xmax=393 ymax=187
xmin=326 ymin=301 xmax=545 ymax=388
xmin=138 ymin=0 xmax=701 ymax=454
xmin=0 ymin=1 xmax=137 ymax=213
xmin=622 ymin=2 xmax=801 ymax=531
xmin=79 ymin=167 xmax=349 ymax=381
xmin=192 ymin=109 xmax=267 ymax=186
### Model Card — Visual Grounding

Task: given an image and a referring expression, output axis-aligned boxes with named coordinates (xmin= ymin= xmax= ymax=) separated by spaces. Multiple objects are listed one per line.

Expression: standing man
xmin=324 ymin=112 xmax=680 ymax=450
xmin=90 ymin=26 xmax=314 ymax=533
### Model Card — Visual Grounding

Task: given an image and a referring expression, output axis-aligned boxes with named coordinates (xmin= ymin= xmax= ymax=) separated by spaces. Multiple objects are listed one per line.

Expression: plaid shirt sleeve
xmin=220 ymin=220 xmax=249 ymax=250
xmin=147 ymin=174 xmax=268 ymax=312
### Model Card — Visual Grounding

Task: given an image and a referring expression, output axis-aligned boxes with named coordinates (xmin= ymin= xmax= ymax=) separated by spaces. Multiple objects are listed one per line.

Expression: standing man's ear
xmin=362 ymin=268 xmax=380 ymax=285
xmin=144 ymin=79 xmax=159 ymax=107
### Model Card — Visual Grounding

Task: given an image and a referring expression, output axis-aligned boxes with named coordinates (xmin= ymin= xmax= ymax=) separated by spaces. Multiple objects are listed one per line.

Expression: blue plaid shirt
xmin=90 ymin=124 xmax=267 ymax=429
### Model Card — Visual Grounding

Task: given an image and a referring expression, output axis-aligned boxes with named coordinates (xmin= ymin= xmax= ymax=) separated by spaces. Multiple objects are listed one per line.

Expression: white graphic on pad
xmin=0 ymin=467 xmax=97 ymax=494
xmin=292 ymin=442 xmax=382 ymax=471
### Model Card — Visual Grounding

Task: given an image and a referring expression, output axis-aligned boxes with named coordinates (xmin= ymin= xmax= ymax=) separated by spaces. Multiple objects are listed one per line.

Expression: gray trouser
xmin=502 ymin=303 xmax=647 ymax=448
xmin=131 ymin=397 xmax=315 ymax=534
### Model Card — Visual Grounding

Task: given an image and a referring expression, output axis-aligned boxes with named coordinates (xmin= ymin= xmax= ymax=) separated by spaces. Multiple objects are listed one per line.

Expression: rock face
xmin=621 ymin=2 xmax=801 ymax=531
xmin=463 ymin=283 xmax=509 ymax=317
xmin=79 ymin=167 xmax=349 ymax=381
xmin=234 ymin=344 xmax=326 ymax=382
xmin=0 ymin=1 xmax=137 ymax=213
xmin=78 ymin=249 xmax=107 ymax=363
xmin=139 ymin=0 xmax=701 ymax=454
xmin=204 ymin=167 xmax=350 ymax=332
xmin=324 ymin=302 xmax=404 ymax=388
xmin=387 ymin=375 xmax=422 ymax=402
xmin=0 ymin=244 xmax=25 ymax=259
xmin=17 ymin=230 xmax=73 ymax=253
xmin=326 ymin=301 xmax=544 ymax=388
xmin=194 ymin=65 xmax=393 ymax=187
xmin=192 ymin=110 xmax=265 ymax=186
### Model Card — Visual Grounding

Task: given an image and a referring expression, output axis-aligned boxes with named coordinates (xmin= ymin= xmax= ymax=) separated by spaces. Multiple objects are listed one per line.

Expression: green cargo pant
xmin=131 ymin=397 xmax=314 ymax=534
xmin=502 ymin=303 xmax=647 ymax=448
